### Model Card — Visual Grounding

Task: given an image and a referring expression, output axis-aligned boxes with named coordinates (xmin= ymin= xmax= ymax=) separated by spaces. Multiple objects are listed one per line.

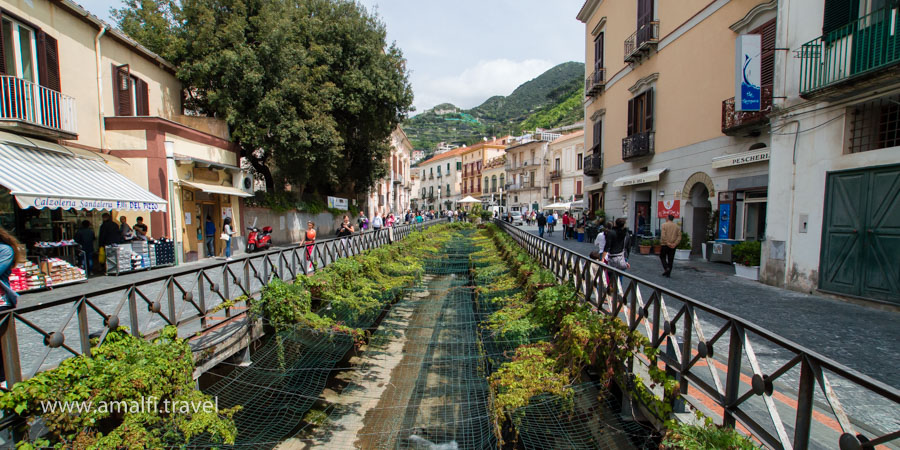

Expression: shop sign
xmin=18 ymin=196 xmax=167 ymax=212
xmin=657 ymin=200 xmax=680 ymax=218
xmin=735 ymin=34 xmax=761 ymax=112
xmin=712 ymin=149 xmax=770 ymax=168
xmin=327 ymin=196 xmax=349 ymax=211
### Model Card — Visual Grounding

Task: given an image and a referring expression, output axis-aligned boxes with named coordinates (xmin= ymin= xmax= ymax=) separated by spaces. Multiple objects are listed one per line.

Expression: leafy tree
xmin=111 ymin=0 xmax=183 ymax=61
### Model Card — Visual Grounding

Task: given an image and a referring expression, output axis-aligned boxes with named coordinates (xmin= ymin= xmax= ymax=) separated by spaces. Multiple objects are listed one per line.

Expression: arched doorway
xmin=688 ymin=183 xmax=712 ymax=254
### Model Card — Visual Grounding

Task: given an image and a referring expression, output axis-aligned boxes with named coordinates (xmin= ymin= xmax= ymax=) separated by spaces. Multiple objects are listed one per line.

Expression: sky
xmin=77 ymin=0 xmax=586 ymax=114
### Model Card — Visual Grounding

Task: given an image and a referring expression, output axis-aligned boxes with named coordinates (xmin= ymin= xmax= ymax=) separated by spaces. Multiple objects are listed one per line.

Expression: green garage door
xmin=820 ymin=164 xmax=900 ymax=303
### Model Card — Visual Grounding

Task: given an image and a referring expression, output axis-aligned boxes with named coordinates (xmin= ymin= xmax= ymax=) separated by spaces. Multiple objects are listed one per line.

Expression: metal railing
xmin=722 ymin=84 xmax=774 ymax=135
xmin=625 ymin=21 xmax=660 ymax=62
xmin=494 ymin=220 xmax=900 ymax=450
xmin=0 ymin=75 xmax=77 ymax=135
xmin=549 ymin=169 xmax=561 ymax=179
xmin=622 ymin=130 xmax=654 ymax=160
xmin=0 ymin=220 xmax=444 ymax=391
xmin=507 ymin=181 xmax=535 ymax=191
xmin=583 ymin=151 xmax=603 ymax=175
xmin=505 ymin=158 xmax=540 ymax=171
xmin=585 ymin=69 xmax=606 ymax=96
xmin=799 ymin=5 xmax=900 ymax=95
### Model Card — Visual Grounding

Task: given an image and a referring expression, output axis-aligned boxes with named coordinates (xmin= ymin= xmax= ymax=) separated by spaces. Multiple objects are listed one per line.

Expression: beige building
xmin=578 ymin=0 xmax=775 ymax=248
xmin=415 ymin=146 xmax=464 ymax=211
xmin=460 ymin=139 xmax=507 ymax=200
xmin=480 ymin=153 xmax=507 ymax=211
xmin=504 ymin=131 xmax=561 ymax=213
xmin=546 ymin=130 xmax=586 ymax=204
xmin=366 ymin=127 xmax=412 ymax=217
xmin=0 ymin=0 xmax=248 ymax=265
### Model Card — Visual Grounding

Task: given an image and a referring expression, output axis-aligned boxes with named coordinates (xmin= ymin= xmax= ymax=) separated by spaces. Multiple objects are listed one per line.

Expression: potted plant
xmin=675 ymin=232 xmax=691 ymax=260
xmin=652 ymin=239 xmax=662 ymax=255
xmin=639 ymin=238 xmax=652 ymax=255
xmin=731 ymin=240 xmax=761 ymax=280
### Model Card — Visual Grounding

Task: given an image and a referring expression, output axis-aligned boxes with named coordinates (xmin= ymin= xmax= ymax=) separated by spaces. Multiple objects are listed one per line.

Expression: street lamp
xmin=437 ymin=186 xmax=442 ymax=212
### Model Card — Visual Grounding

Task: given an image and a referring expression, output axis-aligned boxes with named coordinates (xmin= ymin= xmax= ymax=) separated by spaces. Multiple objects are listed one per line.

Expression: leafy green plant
xmin=0 ymin=327 xmax=239 ymax=448
xmin=662 ymin=411 xmax=760 ymax=449
xmin=732 ymin=240 xmax=761 ymax=267
xmin=488 ymin=343 xmax=574 ymax=427
xmin=677 ymin=232 xmax=692 ymax=250
xmin=252 ymin=278 xmax=312 ymax=330
xmin=640 ymin=238 xmax=653 ymax=246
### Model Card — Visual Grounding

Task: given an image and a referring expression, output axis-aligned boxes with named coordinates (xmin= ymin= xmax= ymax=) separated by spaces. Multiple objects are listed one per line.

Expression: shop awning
xmin=0 ymin=142 xmax=168 ymax=211
xmin=612 ymin=168 xmax=668 ymax=187
xmin=585 ymin=181 xmax=606 ymax=191
xmin=181 ymin=180 xmax=253 ymax=198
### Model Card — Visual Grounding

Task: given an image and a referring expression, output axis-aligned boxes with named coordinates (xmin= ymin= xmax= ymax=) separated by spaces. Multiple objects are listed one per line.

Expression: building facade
xmin=504 ymin=131 xmax=560 ymax=213
xmin=762 ymin=0 xmax=900 ymax=304
xmin=578 ymin=0 xmax=775 ymax=247
xmin=0 ymin=0 xmax=247 ymax=266
xmin=416 ymin=146 xmax=464 ymax=211
xmin=461 ymin=140 xmax=506 ymax=199
xmin=366 ymin=128 xmax=412 ymax=218
xmin=547 ymin=131 xmax=586 ymax=204
xmin=481 ymin=153 xmax=507 ymax=211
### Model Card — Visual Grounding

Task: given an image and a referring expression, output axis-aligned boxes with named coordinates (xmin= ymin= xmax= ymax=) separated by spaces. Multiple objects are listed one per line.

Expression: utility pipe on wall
xmin=94 ymin=25 xmax=107 ymax=153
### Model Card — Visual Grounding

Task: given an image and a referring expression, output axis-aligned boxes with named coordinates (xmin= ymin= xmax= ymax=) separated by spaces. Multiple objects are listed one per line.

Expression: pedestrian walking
xmin=358 ymin=211 xmax=368 ymax=231
xmin=659 ymin=215 xmax=681 ymax=277
xmin=603 ymin=218 xmax=631 ymax=271
xmin=537 ymin=212 xmax=547 ymax=238
xmin=74 ymin=220 xmax=95 ymax=274
xmin=546 ymin=212 xmax=555 ymax=236
xmin=221 ymin=216 xmax=235 ymax=260
xmin=204 ymin=216 xmax=216 ymax=258
xmin=562 ymin=212 xmax=570 ymax=240
xmin=303 ymin=221 xmax=317 ymax=271
xmin=337 ymin=215 xmax=354 ymax=256
xmin=372 ymin=213 xmax=384 ymax=236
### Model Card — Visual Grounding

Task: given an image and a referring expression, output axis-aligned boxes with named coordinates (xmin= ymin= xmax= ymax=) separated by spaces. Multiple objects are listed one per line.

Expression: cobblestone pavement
xmin=517 ymin=224 xmax=900 ymax=443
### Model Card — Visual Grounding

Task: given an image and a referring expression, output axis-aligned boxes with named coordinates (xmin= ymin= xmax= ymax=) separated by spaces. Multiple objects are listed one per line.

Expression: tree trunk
xmin=245 ymin=150 xmax=275 ymax=192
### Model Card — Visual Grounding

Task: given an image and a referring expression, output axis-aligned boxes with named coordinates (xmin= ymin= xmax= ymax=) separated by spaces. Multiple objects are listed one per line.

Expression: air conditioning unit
xmin=234 ymin=171 xmax=254 ymax=194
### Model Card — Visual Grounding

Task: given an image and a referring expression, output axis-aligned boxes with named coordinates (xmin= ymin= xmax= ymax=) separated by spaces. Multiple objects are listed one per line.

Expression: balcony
xmin=507 ymin=181 xmax=536 ymax=192
xmin=799 ymin=5 xmax=900 ymax=100
xmin=393 ymin=173 xmax=403 ymax=184
xmin=0 ymin=76 xmax=77 ymax=139
xmin=585 ymin=69 xmax=606 ymax=97
xmin=622 ymin=131 xmax=654 ymax=161
xmin=506 ymin=159 xmax=540 ymax=171
xmin=722 ymin=85 xmax=774 ymax=135
xmin=428 ymin=173 xmax=434 ymax=180
xmin=624 ymin=21 xmax=660 ymax=63
xmin=549 ymin=169 xmax=561 ymax=180
xmin=436 ymin=172 xmax=442 ymax=179
xmin=583 ymin=151 xmax=603 ymax=175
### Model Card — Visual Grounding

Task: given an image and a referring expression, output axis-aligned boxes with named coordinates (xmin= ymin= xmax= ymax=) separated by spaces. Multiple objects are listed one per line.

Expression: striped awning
xmin=0 ymin=142 xmax=168 ymax=211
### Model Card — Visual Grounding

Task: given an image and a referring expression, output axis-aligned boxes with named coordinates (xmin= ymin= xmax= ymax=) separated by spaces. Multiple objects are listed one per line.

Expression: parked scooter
xmin=246 ymin=226 xmax=273 ymax=252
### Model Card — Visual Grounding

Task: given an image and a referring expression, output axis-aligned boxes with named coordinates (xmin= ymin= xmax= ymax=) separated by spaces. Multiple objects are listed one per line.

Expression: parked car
xmin=510 ymin=212 xmax=524 ymax=226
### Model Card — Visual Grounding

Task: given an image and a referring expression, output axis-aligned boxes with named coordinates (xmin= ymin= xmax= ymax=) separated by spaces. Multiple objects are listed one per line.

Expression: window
xmin=456 ymin=161 xmax=461 ymax=170
xmin=627 ymin=89 xmax=654 ymax=136
xmin=576 ymin=180 xmax=583 ymax=195
xmin=446 ymin=163 xmax=450 ymax=172
xmin=849 ymin=93 xmax=900 ymax=153
xmin=594 ymin=32 xmax=604 ymax=71
xmin=1 ymin=17 xmax=61 ymax=91
xmin=446 ymin=184 xmax=450 ymax=194
xmin=592 ymin=120 xmax=602 ymax=151
xmin=499 ymin=174 xmax=505 ymax=189
xmin=112 ymin=64 xmax=149 ymax=116
xmin=577 ymin=153 xmax=583 ymax=170
xmin=554 ymin=157 xmax=560 ymax=171
xmin=491 ymin=175 xmax=497 ymax=192
xmin=484 ymin=176 xmax=488 ymax=191
xmin=437 ymin=165 xmax=441 ymax=175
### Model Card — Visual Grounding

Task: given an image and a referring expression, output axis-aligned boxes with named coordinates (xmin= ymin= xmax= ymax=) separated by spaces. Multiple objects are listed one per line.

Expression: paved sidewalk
xmin=518 ymin=224 xmax=900 ymax=389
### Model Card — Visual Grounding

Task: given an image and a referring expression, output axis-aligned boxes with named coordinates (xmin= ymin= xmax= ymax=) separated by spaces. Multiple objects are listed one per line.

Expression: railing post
xmin=724 ymin=321 xmax=744 ymax=428
xmin=793 ymin=356 xmax=815 ymax=448
xmin=0 ymin=313 xmax=22 ymax=385
xmin=77 ymin=299 xmax=91 ymax=356
xmin=128 ymin=288 xmax=140 ymax=337
xmin=198 ymin=275 xmax=207 ymax=329
xmin=243 ymin=261 xmax=251 ymax=293
xmin=167 ymin=278 xmax=176 ymax=324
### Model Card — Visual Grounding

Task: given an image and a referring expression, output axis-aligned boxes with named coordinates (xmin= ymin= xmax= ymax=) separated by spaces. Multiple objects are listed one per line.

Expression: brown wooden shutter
xmin=0 ymin=13 xmax=7 ymax=75
xmin=135 ymin=77 xmax=149 ymax=115
xmin=594 ymin=33 xmax=604 ymax=71
xmin=753 ymin=19 xmax=777 ymax=86
xmin=644 ymin=89 xmax=654 ymax=132
xmin=627 ymin=98 xmax=635 ymax=136
xmin=37 ymin=31 xmax=61 ymax=92
xmin=592 ymin=120 xmax=602 ymax=146
xmin=113 ymin=64 xmax=132 ymax=116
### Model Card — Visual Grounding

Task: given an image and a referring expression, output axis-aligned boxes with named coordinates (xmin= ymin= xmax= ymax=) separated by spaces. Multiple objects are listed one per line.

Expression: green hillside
xmin=403 ymin=62 xmax=584 ymax=154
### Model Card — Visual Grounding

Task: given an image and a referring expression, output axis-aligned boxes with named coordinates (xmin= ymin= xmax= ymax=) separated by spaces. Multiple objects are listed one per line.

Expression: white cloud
xmin=413 ymin=58 xmax=555 ymax=114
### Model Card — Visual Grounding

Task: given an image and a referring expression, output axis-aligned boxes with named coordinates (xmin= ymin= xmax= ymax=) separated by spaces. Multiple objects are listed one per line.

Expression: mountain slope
xmin=403 ymin=62 xmax=584 ymax=154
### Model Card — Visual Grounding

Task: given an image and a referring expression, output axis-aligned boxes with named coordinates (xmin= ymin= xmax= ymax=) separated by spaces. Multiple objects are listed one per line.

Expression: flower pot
xmin=733 ymin=263 xmax=759 ymax=281
xmin=674 ymin=249 xmax=691 ymax=261
xmin=652 ymin=245 xmax=662 ymax=254
xmin=639 ymin=245 xmax=651 ymax=255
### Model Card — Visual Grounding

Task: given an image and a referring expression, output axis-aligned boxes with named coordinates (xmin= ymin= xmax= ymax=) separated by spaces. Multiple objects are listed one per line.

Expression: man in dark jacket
xmin=74 ymin=220 xmax=95 ymax=273
xmin=536 ymin=213 xmax=547 ymax=238
xmin=98 ymin=213 xmax=122 ymax=248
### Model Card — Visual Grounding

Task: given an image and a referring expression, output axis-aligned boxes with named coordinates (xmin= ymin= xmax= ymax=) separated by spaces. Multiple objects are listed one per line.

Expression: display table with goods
xmin=9 ymin=258 xmax=87 ymax=293
xmin=105 ymin=239 xmax=176 ymax=276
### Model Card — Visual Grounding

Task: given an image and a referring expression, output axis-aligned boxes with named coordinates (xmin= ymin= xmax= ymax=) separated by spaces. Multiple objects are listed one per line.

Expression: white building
xmin=762 ymin=0 xmax=900 ymax=304
xmin=546 ymin=131 xmax=586 ymax=205
xmin=504 ymin=131 xmax=561 ymax=213
xmin=415 ymin=146 xmax=464 ymax=211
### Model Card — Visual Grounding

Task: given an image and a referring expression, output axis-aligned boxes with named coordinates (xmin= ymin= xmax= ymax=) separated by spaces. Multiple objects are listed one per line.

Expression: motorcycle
xmin=246 ymin=226 xmax=273 ymax=252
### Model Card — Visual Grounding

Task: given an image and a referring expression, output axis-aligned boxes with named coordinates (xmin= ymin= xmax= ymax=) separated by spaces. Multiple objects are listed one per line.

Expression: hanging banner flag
xmin=657 ymin=200 xmax=681 ymax=218
xmin=735 ymin=34 xmax=761 ymax=112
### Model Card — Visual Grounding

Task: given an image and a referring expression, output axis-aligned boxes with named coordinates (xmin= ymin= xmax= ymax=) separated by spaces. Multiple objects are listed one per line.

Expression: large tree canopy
xmin=113 ymin=0 xmax=413 ymax=196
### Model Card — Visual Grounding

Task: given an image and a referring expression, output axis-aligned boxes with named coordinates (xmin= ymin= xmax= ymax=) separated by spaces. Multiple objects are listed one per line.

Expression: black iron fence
xmin=494 ymin=220 xmax=899 ymax=450
xmin=0 ymin=220 xmax=444 ymax=390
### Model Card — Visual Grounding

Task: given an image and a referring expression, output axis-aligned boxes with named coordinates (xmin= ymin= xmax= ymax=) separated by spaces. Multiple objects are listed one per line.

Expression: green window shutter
xmin=823 ymin=0 xmax=860 ymax=36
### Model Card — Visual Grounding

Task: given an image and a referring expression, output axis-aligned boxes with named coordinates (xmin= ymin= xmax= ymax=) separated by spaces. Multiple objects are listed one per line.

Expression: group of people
xmin=591 ymin=214 xmax=682 ymax=277
xmin=534 ymin=210 xmax=587 ymax=240
xmin=71 ymin=214 xmax=152 ymax=273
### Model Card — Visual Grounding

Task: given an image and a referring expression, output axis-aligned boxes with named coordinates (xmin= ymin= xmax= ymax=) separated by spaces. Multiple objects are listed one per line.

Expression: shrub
xmin=641 ymin=238 xmax=653 ymax=246
xmin=252 ymin=278 xmax=312 ymax=330
xmin=488 ymin=343 xmax=574 ymax=427
xmin=662 ymin=411 xmax=760 ymax=449
xmin=732 ymin=240 xmax=761 ymax=267
xmin=677 ymin=232 xmax=692 ymax=250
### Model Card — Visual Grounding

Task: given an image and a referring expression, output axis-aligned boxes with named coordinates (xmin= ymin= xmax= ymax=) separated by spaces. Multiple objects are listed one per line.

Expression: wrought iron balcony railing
xmin=622 ymin=131 xmax=654 ymax=160
xmin=549 ymin=169 xmax=561 ymax=180
xmin=624 ymin=21 xmax=660 ymax=62
xmin=583 ymin=151 xmax=603 ymax=175
xmin=0 ymin=75 xmax=77 ymax=137
xmin=585 ymin=69 xmax=606 ymax=97
xmin=722 ymin=84 xmax=774 ymax=135
xmin=799 ymin=5 xmax=900 ymax=96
